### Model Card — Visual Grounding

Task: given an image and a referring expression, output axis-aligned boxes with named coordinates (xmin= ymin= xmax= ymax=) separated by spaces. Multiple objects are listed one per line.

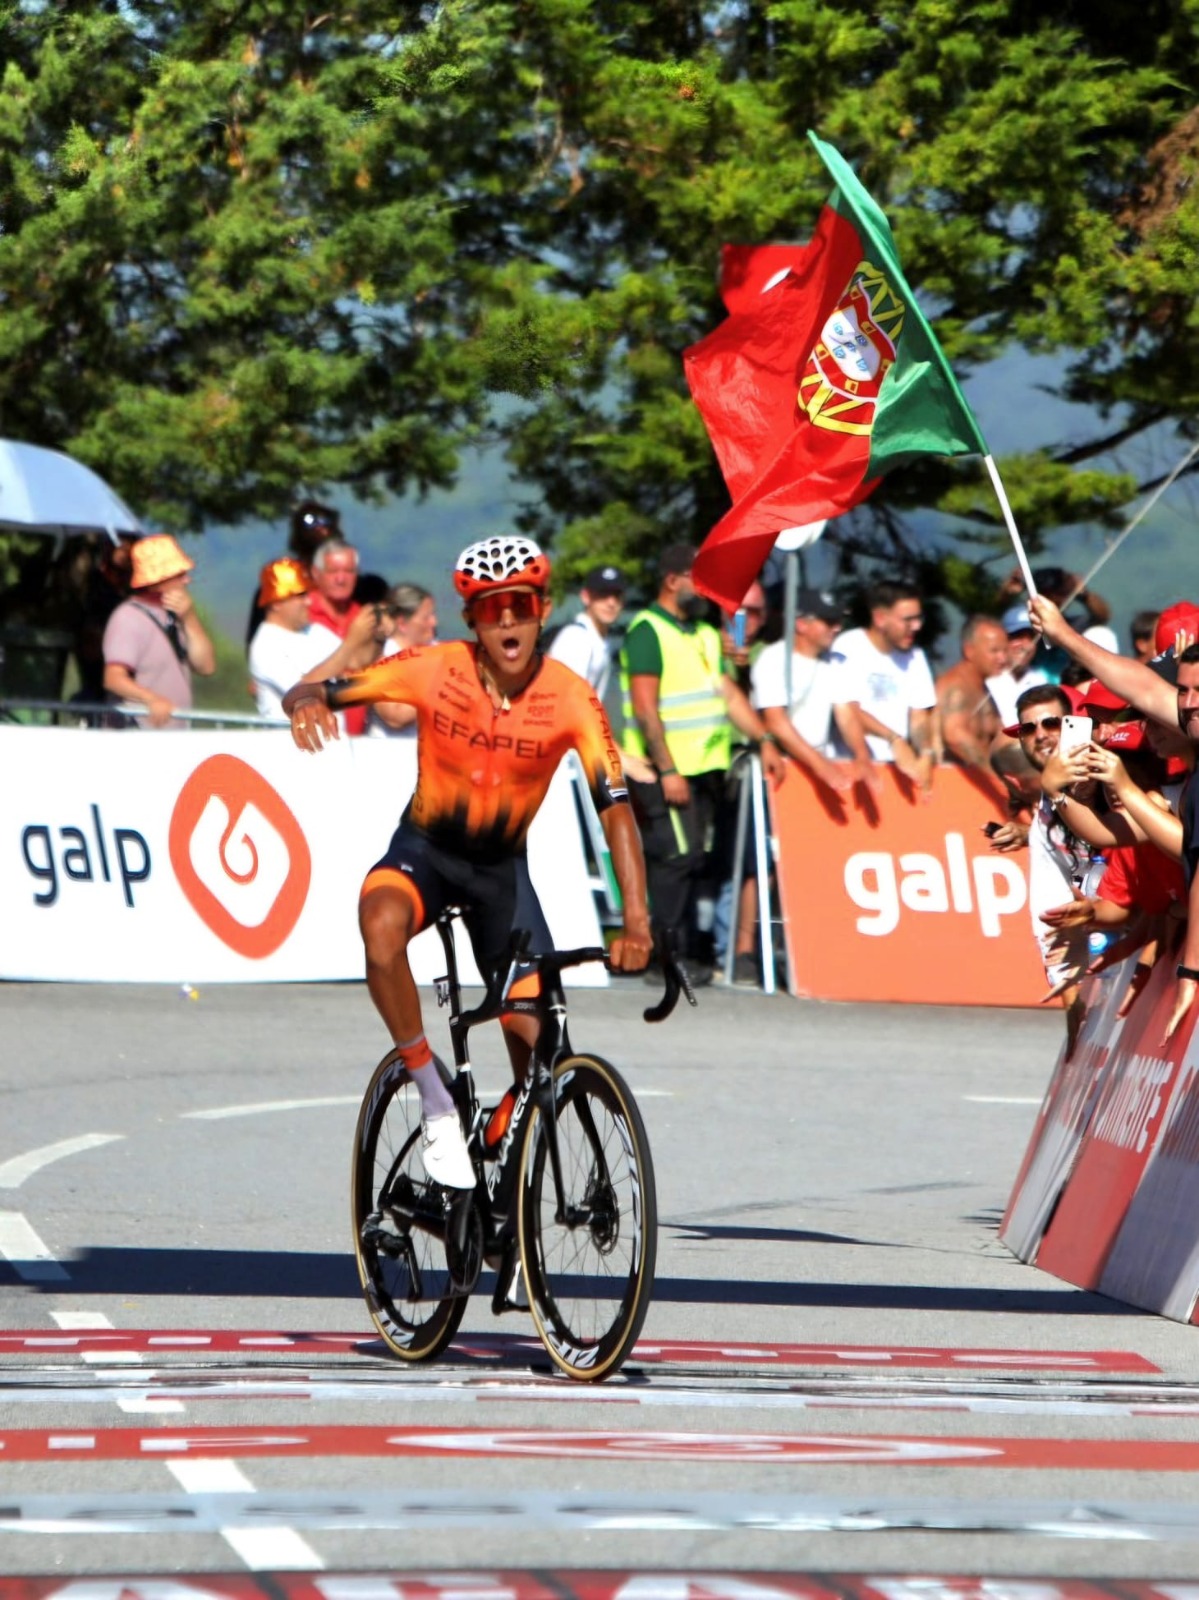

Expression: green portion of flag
xmin=808 ymin=131 xmax=989 ymax=471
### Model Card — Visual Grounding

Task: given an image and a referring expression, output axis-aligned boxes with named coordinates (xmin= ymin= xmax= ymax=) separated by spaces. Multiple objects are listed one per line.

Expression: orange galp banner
xmin=770 ymin=763 xmax=1045 ymax=1007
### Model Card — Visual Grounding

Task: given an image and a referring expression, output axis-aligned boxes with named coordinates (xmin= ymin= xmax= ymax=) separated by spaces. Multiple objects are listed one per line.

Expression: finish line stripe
xmin=0 ymin=1424 xmax=1195 ymax=1469
xmin=0 ymin=1329 xmax=1160 ymax=1373
xmin=1 ymin=1490 xmax=1199 ymax=1540
xmin=0 ymin=1575 xmax=1193 ymax=1600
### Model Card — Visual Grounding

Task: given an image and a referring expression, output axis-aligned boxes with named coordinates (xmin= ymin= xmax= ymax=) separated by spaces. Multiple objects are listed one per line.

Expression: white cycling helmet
xmin=453 ymin=535 xmax=551 ymax=601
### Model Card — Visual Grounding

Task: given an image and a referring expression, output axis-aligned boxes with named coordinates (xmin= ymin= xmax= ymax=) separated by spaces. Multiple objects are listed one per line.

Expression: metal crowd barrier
xmin=0 ymin=697 xmax=287 ymax=728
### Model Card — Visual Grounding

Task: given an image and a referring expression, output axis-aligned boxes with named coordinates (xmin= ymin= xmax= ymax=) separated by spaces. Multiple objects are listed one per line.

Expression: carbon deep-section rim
xmin=517 ymin=1053 xmax=657 ymax=1380
xmin=351 ymin=1049 xmax=467 ymax=1361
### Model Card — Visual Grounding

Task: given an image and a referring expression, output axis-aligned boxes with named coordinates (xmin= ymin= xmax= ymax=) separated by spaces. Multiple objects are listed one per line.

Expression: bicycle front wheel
xmin=351 ymin=1050 xmax=468 ymax=1362
xmin=517 ymin=1053 xmax=657 ymax=1381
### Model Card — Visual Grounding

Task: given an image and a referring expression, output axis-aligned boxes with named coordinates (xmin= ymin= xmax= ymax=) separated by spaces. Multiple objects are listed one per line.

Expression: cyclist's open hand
xmin=288 ymin=694 xmax=340 ymax=752
xmin=609 ymin=919 xmax=652 ymax=973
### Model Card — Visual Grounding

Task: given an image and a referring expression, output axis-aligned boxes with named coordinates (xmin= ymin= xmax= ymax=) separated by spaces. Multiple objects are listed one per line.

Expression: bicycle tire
xmin=351 ymin=1050 xmax=468 ymax=1362
xmin=517 ymin=1052 xmax=657 ymax=1381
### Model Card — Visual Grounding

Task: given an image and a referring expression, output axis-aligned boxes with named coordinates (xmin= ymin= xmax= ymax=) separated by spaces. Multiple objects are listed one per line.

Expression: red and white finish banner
xmin=1002 ymin=950 xmax=1199 ymax=1322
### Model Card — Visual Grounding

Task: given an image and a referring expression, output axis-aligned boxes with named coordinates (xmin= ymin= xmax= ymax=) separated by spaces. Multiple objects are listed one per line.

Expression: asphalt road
xmin=2 ymin=977 xmax=1198 ymax=1583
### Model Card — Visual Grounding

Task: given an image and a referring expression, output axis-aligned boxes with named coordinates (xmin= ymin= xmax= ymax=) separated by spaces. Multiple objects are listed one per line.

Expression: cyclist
xmin=282 ymin=535 xmax=653 ymax=1189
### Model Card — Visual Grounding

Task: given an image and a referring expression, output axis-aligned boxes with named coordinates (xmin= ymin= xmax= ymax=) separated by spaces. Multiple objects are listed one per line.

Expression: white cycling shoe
xmin=421 ymin=1112 xmax=475 ymax=1189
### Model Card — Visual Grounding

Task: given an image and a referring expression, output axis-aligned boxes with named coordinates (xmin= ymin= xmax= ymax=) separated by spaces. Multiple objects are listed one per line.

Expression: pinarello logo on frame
xmin=169 ymin=755 xmax=312 ymax=958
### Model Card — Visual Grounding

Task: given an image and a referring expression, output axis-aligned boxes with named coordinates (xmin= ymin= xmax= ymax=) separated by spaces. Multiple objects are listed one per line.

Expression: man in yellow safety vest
xmin=620 ymin=542 xmax=781 ymax=984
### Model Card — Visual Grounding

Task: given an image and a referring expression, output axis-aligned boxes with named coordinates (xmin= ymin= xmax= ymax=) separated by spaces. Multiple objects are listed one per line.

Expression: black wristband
xmin=1176 ymin=965 xmax=1199 ymax=983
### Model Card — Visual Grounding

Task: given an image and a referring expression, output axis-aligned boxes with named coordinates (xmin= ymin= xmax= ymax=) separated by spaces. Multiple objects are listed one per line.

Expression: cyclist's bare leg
xmin=359 ymin=884 xmax=424 ymax=1043
xmin=500 ymin=1014 xmax=537 ymax=1082
xmin=359 ymin=883 xmax=455 ymax=1122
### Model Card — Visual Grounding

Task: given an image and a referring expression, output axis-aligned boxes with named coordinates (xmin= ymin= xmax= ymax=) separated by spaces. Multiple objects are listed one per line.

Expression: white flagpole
xmin=1061 ymin=435 xmax=1199 ymax=610
xmin=984 ymin=454 xmax=1038 ymax=598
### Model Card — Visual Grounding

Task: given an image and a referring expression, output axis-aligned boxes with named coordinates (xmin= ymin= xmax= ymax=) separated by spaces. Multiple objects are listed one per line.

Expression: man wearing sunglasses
xmin=282 ymin=535 xmax=652 ymax=1189
xmin=1008 ymin=682 xmax=1101 ymax=1049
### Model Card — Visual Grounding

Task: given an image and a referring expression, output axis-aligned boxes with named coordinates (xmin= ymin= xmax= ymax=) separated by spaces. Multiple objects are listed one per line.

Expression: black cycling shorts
xmin=364 ymin=818 xmax=552 ymax=977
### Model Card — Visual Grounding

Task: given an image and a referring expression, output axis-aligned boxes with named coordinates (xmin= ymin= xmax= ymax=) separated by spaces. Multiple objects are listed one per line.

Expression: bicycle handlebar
xmin=442 ymin=912 xmax=697 ymax=1029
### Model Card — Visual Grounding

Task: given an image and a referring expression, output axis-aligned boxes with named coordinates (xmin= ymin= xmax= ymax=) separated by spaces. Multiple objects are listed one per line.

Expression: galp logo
xmin=844 ymin=831 xmax=1026 ymax=938
xmin=169 ymin=755 xmax=311 ymax=958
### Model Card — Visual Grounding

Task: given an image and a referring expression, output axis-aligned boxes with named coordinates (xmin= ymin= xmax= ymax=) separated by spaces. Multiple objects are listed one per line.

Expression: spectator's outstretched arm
xmin=832 ymin=701 xmax=883 ymax=798
xmin=1086 ymin=744 xmax=1183 ymax=860
xmin=762 ymin=705 xmax=851 ymax=794
xmin=855 ymin=706 xmax=930 ymax=793
xmin=301 ymin=608 xmax=385 ymax=682
xmin=1032 ymin=597 xmax=1177 ymax=724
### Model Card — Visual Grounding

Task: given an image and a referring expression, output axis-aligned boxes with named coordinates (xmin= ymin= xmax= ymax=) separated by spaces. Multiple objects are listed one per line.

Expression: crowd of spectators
xmin=27 ymin=504 xmax=1198 ymax=1010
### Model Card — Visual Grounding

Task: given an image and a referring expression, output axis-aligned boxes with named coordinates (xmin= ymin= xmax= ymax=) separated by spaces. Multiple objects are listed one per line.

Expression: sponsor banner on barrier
xmin=768 ymin=763 xmax=1045 ymax=1006
xmin=1002 ymin=946 xmax=1199 ymax=1323
xmin=1034 ymin=956 xmax=1198 ymax=1290
xmin=1099 ymin=1000 xmax=1199 ymax=1321
xmin=1000 ymin=957 xmax=1135 ymax=1259
xmin=0 ymin=727 xmax=603 ymax=985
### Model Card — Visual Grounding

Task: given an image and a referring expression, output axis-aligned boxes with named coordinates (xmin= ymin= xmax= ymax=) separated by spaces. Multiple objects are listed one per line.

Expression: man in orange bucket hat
xmin=102 ymin=535 xmax=215 ymax=727
xmin=248 ymin=556 xmax=384 ymax=720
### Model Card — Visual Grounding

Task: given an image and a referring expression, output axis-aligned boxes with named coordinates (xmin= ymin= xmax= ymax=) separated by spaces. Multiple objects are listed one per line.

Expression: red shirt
xmin=1099 ymin=841 xmax=1186 ymax=915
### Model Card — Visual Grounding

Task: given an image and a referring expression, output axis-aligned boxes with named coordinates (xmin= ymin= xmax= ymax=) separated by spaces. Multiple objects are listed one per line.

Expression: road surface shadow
xmin=0 ymin=1246 xmax=1134 ymax=1317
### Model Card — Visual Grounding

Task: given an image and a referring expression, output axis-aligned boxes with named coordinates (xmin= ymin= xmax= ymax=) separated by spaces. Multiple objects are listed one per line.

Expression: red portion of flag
xmin=686 ymin=213 xmax=879 ymax=610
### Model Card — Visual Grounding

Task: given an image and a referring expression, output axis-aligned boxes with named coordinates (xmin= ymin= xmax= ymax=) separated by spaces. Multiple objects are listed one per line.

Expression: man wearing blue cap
xmin=986 ymin=602 xmax=1050 ymax=729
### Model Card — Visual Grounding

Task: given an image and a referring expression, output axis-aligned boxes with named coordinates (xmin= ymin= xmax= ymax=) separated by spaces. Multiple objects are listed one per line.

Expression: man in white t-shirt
xmin=548 ymin=563 xmax=627 ymax=702
xmin=750 ymin=586 xmax=876 ymax=795
xmin=829 ymin=579 xmax=939 ymax=790
xmin=986 ymin=603 xmax=1050 ymax=727
xmin=248 ymin=558 xmax=378 ymax=720
xmin=368 ymin=582 xmax=438 ymax=739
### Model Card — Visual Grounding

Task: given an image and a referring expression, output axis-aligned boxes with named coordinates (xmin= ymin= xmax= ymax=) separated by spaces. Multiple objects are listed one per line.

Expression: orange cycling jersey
xmin=327 ymin=640 xmax=628 ymax=861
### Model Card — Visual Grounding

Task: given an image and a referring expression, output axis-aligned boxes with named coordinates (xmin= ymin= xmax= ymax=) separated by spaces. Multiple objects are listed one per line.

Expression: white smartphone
xmin=1059 ymin=714 xmax=1093 ymax=755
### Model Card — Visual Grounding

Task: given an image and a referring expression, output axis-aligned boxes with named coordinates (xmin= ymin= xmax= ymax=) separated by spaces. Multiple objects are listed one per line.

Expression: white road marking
xmin=964 ymin=1095 xmax=1041 ymax=1104
xmin=0 ymin=1211 xmax=68 ymax=1281
xmin=0 ymin=1133 xmax=125 ymax=1189
xmin=167 ymin=1459 xmax=324 ymax=1570
xmin=181 ymin=1096 xmax=360 ymax=1121
xmin=53 ymin=1311 xmax=184 ymax=1412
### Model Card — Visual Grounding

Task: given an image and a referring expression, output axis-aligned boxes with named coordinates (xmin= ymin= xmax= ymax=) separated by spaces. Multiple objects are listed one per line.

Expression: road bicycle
xmin=352 ymin=907 xmax=693 ymax=1381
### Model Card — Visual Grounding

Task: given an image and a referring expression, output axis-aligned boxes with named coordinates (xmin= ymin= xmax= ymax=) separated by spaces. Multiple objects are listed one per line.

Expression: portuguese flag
xmin=687 ymin=132 xmax=988 ymax=611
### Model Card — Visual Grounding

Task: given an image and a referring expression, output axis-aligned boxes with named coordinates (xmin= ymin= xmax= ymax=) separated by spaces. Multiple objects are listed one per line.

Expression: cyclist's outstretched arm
xmin=602 ymin=804 xmax=653 ymax=972
xmin=283 ymin=679 xmax=340 ymax=751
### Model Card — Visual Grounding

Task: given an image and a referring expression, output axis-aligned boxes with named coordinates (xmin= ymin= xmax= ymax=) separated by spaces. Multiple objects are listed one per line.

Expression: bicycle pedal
xmin=360 ymin=1211 xmax=407 ymax=1257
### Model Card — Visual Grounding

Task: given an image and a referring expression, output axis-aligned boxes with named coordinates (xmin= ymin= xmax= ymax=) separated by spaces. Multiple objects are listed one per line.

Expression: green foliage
xmin=3 ymin=0 xmax=1199 ymax=614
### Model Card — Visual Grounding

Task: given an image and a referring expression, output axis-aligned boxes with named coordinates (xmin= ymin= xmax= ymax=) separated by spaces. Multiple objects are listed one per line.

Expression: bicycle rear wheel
xmin=351 ymin=1050 xmax=468 ymax=1361
xmin=517 ymin=1053 xmax=657 ymax=1381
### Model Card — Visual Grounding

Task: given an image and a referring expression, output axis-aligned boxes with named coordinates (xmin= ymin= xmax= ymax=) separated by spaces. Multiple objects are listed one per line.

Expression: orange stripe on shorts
xmin=359 ymin=868 xmax=426 ymax=931
xmin=506 ymin=971 xmax=541 ymax=1000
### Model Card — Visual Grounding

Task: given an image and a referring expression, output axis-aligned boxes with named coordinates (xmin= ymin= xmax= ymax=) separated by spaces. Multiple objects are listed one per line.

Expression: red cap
xmin=1098 ymin=720 xmax=1145 ymax=752
xmin=1154 ymin=601 xmax=1199 ymax=657
xmin=1081 ymin=679 xmax=1129 ymax=714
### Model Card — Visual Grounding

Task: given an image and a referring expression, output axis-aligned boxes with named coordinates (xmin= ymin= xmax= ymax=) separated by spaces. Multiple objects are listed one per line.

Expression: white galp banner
xmin=0 ymin=726 xmax=605 ymax=985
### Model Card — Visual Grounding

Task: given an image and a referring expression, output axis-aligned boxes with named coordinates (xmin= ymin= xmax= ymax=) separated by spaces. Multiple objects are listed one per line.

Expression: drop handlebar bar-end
xmin=641 ymin=933 xmax=698 ymax=1024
